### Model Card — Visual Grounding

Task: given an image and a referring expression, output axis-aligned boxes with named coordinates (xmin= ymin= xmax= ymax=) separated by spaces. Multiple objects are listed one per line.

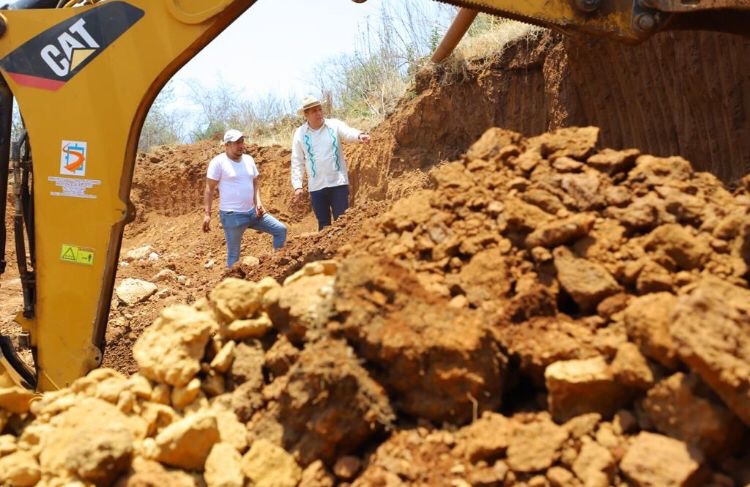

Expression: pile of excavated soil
xmin=1 ymin=26 xmax=749 ymax=487
xmin=363 ymin=30 xmax=750 ymax=187
xmin=101 ymin=130 xmax=402 ymax=373
xmin=3 ymin=27 xmax=747 ymax=379
xmin=1 ymin=126 xmax=749 ymax=486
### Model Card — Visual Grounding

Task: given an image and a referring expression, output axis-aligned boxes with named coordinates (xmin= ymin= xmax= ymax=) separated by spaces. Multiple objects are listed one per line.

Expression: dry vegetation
xmin=139 ymin=7 xmax=545 ymax=152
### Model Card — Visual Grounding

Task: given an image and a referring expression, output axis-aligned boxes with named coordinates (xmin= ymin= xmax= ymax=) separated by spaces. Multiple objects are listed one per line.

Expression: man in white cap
xmin=291 ymin=95 xmax=370 ymax=230
xmin=203 ymin=129 xmax=287 ymax=267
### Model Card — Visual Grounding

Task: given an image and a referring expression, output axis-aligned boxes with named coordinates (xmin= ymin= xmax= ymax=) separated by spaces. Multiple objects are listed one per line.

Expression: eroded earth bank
xmin=0 ymin=28 xmax=749 ymax=487
xmin=1 ymin=126 xmax=749 ymax=486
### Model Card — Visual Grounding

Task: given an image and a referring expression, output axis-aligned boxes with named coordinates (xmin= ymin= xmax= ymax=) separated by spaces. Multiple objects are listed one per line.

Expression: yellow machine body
xmin=0 ymin=0 xmax=255 ymax=390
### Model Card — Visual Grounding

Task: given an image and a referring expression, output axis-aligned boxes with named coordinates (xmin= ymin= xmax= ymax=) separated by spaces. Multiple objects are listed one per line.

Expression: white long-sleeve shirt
xmin=290 ymin=118 xmax=363 ymax=192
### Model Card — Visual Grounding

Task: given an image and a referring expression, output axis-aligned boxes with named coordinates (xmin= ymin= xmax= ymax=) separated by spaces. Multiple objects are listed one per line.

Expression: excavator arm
xmin=433 ymin=0 xmax=750 ymax=43
xmin=0 ymin=0 xmax=257 ymax=391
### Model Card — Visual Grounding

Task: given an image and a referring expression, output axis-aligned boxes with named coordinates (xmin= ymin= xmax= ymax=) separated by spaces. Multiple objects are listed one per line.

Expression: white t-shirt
xmin=206 ymin=153 xmax=259 ymax=212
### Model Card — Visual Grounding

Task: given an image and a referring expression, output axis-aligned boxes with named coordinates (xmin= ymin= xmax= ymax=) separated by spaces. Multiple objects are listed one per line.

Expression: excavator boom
xmin=0 ymin=0 xmax=257 ymax=390
xmin=433 ymin=0 xmax=750 ymax=42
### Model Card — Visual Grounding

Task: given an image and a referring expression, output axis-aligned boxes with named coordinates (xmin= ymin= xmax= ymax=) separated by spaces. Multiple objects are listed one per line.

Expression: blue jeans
xmin=219 ymin=208 xmax=287 ymax=267
xmin=310 ymin=184 xmax=349 ymax=231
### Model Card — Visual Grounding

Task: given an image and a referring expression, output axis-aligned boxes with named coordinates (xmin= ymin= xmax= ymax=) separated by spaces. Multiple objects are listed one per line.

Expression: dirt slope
xmin=349 ymin=30 xmax=750 ymax=190
xmin=0 ymin=27 xmax=749 ymax=487
xmin=1 ymin=126 xmax=749 ymax=487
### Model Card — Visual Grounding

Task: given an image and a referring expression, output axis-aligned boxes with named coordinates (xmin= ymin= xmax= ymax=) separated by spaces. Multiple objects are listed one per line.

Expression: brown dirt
xmin=3 ymin=29 xmax=747 ymax=377
xmin=1 ymin=27 xmax=750 ymax=487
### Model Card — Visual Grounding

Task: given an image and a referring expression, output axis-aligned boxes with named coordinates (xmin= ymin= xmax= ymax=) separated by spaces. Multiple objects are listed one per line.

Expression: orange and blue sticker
xmin=0 ymin=2 xmax=144 ymax=91
xmin=60 ymin=140 xmax=87 ymax=176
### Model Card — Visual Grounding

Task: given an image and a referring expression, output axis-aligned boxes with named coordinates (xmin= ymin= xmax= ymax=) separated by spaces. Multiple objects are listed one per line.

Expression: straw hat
xmin=297 ymin=95 xmax=326 ymax=116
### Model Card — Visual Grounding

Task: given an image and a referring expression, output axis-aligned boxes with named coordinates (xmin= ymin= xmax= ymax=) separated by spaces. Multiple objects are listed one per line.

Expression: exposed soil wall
xmin=348 ymin=29 xmax=750 ymax=201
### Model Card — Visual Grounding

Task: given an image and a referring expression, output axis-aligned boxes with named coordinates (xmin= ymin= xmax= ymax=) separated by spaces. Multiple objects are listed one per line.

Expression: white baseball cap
xmin=223 ymin=129 xmax=244 ymax=143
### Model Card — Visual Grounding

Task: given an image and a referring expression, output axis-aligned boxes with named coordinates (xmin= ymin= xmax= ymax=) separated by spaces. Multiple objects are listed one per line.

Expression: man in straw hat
xmin=203 ymin=129 xmax=287 ymax=267
xmin=291 ymin=95 xmax=370 ymax=230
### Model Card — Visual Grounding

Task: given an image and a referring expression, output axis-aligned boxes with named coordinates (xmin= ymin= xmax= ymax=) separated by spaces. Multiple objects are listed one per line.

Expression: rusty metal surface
xmin=643 ymin=0 xmax=750 ymax=11
xmin=433 ymin=0 xmax=643 ymax=41
xmin=431 ymin=7 xmax=479 ymax=62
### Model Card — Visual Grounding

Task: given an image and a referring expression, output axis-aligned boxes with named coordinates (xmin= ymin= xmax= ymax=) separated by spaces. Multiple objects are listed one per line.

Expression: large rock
xmin=208 ymin=278 xmax=265 ymax=323
xmin=242 ymin=439 xmax=301 ymax=487
xmin=335 ymin=255 xmax=507 ymax=423
xmin=553 ymin=247 xmax=621 ymax=312
xmin=122 ymin=245 xmax=153 ymax=262
xmin=454 ymin=412 xmax=513 ymax=463
xmin=627 ymin=155 xmax=694 ymax=186
xmin=497 ymin=316 xmax=601 ymax=386
xmin=116 ymin=278 xmax=158 ymax=305
xmin=624 ymin=292 xmax=679 ymax=369
xmin=644 ymin=224 xmax=711 ymax=271
xmin=220 ymin=312 xmax=273 ymax=341
xmin=670 ymin=278 xmax=750 ymax=426
xmin=0 ymin=387 xmax=35 ymax=414
xmin=572 ymin=439 xmax=615 ymax=487
xmin=248 ymin=339 xmax=393 ymax=466
xmin=150 ymin=411 xmax=220 ymax=470
xmin=642 ymin=372 xmax=746 ymax=459
xmin=526 ymin=213 xmax=596 ymax=249
xmin=205 ymin=443 xmax=243 ymax=487
xmin=38 ymin=398 xmax=135 ymax=485
xmin=527 ymin=126 xmax=600 ymax=161
xmin=0 ymin=451 xmax=41 ymax=486
xmin=265 ymin=268 xmax=335 ymax=344
xmin=506 ymin=414 xmax=568 ymax=473
xmin=456 ymin=247 xmax=512 ymax=305
xmin=620 ymin=432 xmax=707 ymax=487
xmin=133 ymin=305 xmax=216 ymax=387
xmin=610 ymin=342 xmax=655 ymax=390
xmin=587 ymin=148 xmax=640 ymax=175
xmin=545 ymin=356 xmax=631 ymax=422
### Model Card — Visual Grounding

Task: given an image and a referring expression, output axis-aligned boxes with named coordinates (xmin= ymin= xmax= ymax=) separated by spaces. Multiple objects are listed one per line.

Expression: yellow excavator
xmin=0 ymin=0 xmax=748 ymax=392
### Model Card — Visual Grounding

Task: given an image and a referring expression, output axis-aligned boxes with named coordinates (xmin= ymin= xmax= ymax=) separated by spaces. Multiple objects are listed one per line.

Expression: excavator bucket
xmin=0 ymin=336 xmax=35 ymax=389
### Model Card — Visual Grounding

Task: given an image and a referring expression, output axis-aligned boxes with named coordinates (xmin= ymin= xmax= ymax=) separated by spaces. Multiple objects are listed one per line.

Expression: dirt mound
xmin=1 ymin=25 xmax=750 ymax=487
xmin=101 ymin=128 xmax=407 ymax=374
xmin=362 ymin=30 xmax=750 ymax=188
xmin=2 ymin=126 xmax=750 ymax=486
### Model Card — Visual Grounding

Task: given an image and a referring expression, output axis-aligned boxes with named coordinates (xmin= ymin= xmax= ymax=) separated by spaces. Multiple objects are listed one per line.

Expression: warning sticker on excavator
xmin=60 ymin=244 xmax=94 ymax=266
xmin=60 ymin=140 xmax=87 ymax=176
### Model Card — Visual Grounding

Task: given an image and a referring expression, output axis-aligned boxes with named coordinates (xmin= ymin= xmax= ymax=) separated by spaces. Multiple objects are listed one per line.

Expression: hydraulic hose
xmin=0 ymin=78 xmax=10 ymax=276
xmin=13 ymin=132 xmax=34 ymax=319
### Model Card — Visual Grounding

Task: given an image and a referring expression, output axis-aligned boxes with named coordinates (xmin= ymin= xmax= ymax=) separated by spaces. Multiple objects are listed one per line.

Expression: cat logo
xmin=41 ymin=18 xmax=100 ymax=77
xmin=0 ymin=2 xmax=144 ymax=91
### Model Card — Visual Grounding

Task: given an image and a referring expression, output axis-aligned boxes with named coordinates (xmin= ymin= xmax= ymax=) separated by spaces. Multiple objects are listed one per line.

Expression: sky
xmin=173 ymin=0 xmax=388 ymax=100
xmin=170 ymin=0 xmax=453 ymax=107
xmin=8 ymin=0 xmax=456 ymax=137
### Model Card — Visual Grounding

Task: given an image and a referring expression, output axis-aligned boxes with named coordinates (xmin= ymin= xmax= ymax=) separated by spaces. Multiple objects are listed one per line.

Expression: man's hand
xmin=358 ymin=133 xmax=371 ymax=143
xmin=293 ymin=188 xmax=305 ymax=205
xmin=202 ymin=215 xmax=211 ymax=232
xmin=256 ymin=204 xmax=266 ymax=218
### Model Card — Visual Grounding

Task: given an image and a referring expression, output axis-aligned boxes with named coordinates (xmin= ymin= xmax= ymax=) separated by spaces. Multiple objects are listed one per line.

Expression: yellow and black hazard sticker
xmin=60 ymin=244 xmax=94 ymax=266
